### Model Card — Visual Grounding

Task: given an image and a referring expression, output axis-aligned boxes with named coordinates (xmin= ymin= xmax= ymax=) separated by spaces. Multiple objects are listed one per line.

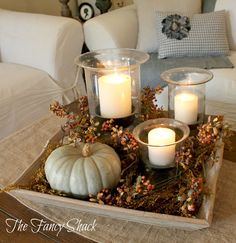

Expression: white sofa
xmin=83 ymin=2 xmax=236 ymax=128
xmin=0 ymin=9 xmax=85 ymax=140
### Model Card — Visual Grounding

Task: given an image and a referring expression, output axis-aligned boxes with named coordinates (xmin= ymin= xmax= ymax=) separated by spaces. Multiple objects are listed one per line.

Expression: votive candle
xmin=148 ymin=127 xmax=176 ymax=166
xmin=174 ymin=92 xmax=198 ymax=125
xmin=98 ymin=73 xmax=131 ymax=118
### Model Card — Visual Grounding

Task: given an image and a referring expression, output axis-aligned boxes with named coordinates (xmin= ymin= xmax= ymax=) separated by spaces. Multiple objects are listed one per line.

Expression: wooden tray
xmin=9 ymin=131 xmax=224 ymax=231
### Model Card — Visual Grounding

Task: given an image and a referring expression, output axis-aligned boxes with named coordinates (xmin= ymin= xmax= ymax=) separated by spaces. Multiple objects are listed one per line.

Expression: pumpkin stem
xmin=82 ymin=143 xmax=91 ymax=157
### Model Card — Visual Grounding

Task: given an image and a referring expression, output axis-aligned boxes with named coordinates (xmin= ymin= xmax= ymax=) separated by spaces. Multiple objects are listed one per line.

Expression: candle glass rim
xmin=75 ymin=48 xmax=149 ymax=71
xmin=133 ymin=118 xmax=190 ymax=147
xmin=160 ymin=67 xmax=213 ymax=86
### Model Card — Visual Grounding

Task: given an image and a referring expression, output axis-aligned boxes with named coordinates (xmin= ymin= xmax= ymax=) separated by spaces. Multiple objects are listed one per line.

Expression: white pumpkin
xmin=45 ymin=142 xmax=121 ymax=197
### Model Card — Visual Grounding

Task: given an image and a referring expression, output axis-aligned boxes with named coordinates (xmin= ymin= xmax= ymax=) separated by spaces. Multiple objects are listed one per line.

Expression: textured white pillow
xmin=215 ymin=0 xmax=236 ymax=51
xmin=135 ymin=0 xmax=202 ymax=53
xmin=157 ymin=11 xmax=230 ymax=58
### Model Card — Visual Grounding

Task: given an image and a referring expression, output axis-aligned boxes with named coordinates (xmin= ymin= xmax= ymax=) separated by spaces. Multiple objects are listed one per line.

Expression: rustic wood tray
xmin=9 ymin=131 xmax=224 ymax=231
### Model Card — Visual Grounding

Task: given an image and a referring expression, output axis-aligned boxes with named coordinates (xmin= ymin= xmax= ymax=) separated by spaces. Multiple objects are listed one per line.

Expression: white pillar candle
xmin=174 ymin=92 xmax=198 ymax=125
xmin=98 ymin=73 xmax=132 ymax=118
xmin=148 ymin=128 xmax=176 ymax=166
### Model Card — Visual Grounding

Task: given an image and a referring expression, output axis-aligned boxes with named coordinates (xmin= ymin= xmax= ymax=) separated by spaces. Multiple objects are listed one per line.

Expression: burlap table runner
xmin=1 ymin=114 xmax=236 ymax=242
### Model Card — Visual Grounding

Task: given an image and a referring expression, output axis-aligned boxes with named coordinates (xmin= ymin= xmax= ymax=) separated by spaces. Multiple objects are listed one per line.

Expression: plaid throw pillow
xmin=157 ymin=10 xmax=230 ymax=59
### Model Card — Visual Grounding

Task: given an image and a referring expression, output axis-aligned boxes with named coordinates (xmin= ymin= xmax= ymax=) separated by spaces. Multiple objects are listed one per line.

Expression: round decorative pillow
xmin=44 ymin=142 xmax=121 ymax=197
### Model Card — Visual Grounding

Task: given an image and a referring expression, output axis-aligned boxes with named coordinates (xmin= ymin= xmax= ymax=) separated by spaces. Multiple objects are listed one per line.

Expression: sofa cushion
xmin=135 ymin=0 xmax=201 ymax=53
xmin=157 ymin=10 xmax=230 ymax=58
xmin=0 ymin=63 xmax=63 ymax=139
xmin=206 ymin=51 xmax=236 ymax=104
xmin=0 ymin=9 xmax=84 ymax=90
xmin=140 ymin=54 xmax=233 ymax=88
xmin=215 ymin=0 xmax=236 ymax=51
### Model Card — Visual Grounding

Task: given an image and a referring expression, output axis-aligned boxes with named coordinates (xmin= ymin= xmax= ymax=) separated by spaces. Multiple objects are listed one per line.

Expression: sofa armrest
xmin=84 ymin=5 xmax=138 ymax=51
xmin=0 ymin=9 xmax=84 ymax=88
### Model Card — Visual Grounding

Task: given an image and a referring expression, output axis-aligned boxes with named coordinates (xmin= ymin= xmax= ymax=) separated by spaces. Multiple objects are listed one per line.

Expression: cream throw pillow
xmin=215 ymin=0 xmax=236 ymax=51
xmin=135 ymin=0 xmax=202 ymax=53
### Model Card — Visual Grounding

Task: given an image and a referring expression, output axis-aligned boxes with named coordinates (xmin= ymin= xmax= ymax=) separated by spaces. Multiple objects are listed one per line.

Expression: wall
xmin=0 ymin=0 xmax=77 ymax=16
xmin=0 ymin=0 xmax=133 ymax=16
xmin=111 ymin=0 xmax=133 ymax=10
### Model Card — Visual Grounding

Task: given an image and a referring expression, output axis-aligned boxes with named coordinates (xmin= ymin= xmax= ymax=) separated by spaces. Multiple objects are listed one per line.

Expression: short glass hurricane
xmin=76 ymin=48 xmax=149 ymax=126
xmin=161 ymin=67 xmax=213 ymax=126
xmin=133 ymin=118 xmax=190 ymax=169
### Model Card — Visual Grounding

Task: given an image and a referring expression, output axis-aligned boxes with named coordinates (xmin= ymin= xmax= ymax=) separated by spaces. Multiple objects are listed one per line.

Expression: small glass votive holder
xmin=76 ymin=48 xmax=149 ymax=127
xmin=133 ymin=118 xmax=190 ymax=169
xmin=161 ymin=67 xmax=213 ymax=126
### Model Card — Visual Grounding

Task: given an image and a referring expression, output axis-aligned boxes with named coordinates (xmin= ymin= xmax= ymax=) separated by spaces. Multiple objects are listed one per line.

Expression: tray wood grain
xmin=9 ymin=131 xmax=224 ymax=231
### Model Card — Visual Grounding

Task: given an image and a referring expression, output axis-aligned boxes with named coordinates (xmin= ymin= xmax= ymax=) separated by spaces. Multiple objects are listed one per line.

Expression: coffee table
xmin=0 ymin=112 xmax=236 ymax=242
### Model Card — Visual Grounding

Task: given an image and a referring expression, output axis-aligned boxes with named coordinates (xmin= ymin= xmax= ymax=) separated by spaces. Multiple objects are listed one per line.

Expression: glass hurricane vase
xmin=133 ymin=118 xmax=190 ymax=169
xmin=161 ymin=67 xmax=213 ymax=126
xmin=76 ymin=48 xmax=149 ymax=126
